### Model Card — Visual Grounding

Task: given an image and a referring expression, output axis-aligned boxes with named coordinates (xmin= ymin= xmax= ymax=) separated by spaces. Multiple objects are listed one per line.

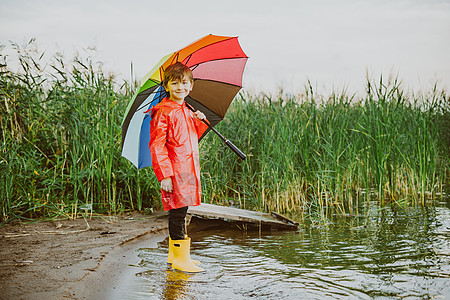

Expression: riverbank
xmin=0 ymin=211 xmax=169 ymax=299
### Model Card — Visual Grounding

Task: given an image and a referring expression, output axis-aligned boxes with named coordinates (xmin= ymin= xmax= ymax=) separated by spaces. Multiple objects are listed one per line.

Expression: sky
xmin=1 ymin=0 xmax=449 ymax=96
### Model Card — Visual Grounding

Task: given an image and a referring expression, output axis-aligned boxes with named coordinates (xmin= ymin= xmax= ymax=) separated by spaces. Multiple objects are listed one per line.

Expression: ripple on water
xmin=109 ymin=201 xmax=450 ymax=299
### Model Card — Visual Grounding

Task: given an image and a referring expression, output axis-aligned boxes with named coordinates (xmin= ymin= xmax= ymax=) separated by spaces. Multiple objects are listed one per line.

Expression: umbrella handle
xmin=225 ymin=139 xmax=247 ymax=160
xmin=185 ymin=102 xmax=246 ymax=160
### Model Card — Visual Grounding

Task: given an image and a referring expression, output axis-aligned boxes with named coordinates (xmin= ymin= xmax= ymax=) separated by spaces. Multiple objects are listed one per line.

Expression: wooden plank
xmin=187 ymin=203 xmax=298 ymax=230
xmin=271 ymin=212 xmax=299 ymax=227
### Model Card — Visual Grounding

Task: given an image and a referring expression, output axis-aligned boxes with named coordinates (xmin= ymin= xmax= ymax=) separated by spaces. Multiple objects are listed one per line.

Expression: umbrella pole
xmin=185 ymin=102 xmax=246 ymax=160
xmin=206 ymin=123 xmax=247 ymax=160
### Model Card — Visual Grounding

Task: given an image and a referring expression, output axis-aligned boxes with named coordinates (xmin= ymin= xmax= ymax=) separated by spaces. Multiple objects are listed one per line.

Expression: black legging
xmin=168 ymin=206 xmax=188 ymax=240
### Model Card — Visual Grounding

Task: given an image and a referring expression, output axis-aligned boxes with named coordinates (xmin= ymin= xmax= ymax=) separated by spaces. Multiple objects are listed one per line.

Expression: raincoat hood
xmin=149 ymin=98 xmax=184 ymax=117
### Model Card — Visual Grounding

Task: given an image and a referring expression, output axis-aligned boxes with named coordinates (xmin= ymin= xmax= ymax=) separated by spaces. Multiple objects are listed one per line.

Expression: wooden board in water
xmin=188 ymin=203 xmax=298 ymax=230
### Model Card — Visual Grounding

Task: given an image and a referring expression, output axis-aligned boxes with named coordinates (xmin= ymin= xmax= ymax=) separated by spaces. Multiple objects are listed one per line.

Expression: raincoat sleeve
xmin=193 ymin=117 xmax=209 ymax=138
xmin=149 ymin=109 xmax=174 ymax=181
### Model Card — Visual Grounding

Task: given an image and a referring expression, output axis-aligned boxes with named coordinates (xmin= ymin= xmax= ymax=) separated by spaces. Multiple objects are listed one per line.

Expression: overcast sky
xmin=1 ymin=0 xmax=449 ymax=95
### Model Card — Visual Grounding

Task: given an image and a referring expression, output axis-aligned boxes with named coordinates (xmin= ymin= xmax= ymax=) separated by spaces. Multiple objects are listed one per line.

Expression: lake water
xmin=111 ymin=197 xmax=450 ymax=299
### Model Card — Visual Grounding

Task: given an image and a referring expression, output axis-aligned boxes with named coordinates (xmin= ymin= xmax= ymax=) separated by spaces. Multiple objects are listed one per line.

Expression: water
xmin=112 ymin=198 xmax=450 ymax=299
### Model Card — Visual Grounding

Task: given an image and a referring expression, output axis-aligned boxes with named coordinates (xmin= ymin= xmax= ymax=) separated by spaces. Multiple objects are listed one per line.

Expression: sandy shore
xmin=0 ymin=211 xmax=169 ymax=299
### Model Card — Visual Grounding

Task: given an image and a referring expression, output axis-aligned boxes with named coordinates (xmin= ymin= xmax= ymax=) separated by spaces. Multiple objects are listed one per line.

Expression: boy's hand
xmin=160 ymin=177 xmax=173 ymax=193
xmin=193 ymin=110 xmax=206 ymax=121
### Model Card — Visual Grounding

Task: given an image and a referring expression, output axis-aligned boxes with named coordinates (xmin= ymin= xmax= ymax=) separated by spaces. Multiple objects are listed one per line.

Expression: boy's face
xmin=164 ymin=75 xmax=193 ymax=102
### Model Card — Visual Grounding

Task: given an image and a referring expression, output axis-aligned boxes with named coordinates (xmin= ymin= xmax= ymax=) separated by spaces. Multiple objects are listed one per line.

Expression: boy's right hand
xmin=193 ymin=110 xmax=206 ymax=121
xmin=161 ymin=177 xmax=173 ymax=193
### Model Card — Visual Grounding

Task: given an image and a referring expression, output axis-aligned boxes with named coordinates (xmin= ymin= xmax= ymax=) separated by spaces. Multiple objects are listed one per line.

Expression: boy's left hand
xmin=193 ymin=110 xmax=206 ymax=121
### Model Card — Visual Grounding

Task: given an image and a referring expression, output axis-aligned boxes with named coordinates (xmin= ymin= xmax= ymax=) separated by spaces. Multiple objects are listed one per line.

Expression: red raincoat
xmin=149 ymin=98 xmax=209 ymax=211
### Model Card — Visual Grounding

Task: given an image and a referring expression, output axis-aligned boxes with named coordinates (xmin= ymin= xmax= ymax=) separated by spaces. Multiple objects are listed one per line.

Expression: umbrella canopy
xmin=121 ymin=34 xmax=248 ymax=169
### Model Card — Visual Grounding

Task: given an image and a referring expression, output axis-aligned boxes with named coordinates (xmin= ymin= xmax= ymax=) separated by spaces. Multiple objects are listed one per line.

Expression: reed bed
xmin=1 ymin=42 xmax=448 ymax=223
xmin=200 ymin=80 xmax=449 ymax=217
xmin=0 ymin=41 xmax=161 ymax=223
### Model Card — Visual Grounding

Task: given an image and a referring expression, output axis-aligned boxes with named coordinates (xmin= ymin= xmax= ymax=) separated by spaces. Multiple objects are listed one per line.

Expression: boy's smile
xmin=165 ymin=75 xmax=193 ymax=104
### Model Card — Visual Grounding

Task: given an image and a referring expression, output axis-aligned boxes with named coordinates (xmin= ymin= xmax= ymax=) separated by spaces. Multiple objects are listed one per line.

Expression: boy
xmin=149 ymin=62 xmax=208 ymax=273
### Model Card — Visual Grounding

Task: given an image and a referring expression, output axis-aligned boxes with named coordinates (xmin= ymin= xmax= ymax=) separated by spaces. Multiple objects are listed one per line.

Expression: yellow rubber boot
xmin=167 ymin=237 xmax=174 ymax=265
xmin=171 ymin=238 xmax=204 ymax=273
xmin=167 ymin=237 xmax=200 ymax=265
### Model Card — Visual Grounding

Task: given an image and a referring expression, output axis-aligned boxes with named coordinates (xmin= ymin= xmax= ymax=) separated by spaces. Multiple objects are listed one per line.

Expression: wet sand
xmin=0 ymin=211 xmax=169 ymax=299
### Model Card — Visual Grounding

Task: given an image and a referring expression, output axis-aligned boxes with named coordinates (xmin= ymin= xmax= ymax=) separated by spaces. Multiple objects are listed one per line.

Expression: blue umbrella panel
xmin=121 ymin=85 xmax=167 ymax=169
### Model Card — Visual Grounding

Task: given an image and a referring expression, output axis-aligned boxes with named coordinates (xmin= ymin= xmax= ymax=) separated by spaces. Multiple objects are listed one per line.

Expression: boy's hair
xmin=163 ymin=62 xmax=194 ymax=87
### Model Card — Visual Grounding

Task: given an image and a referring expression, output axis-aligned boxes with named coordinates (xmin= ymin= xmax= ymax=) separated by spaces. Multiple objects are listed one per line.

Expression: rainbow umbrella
xmin=121 ymin=34 xmax=248 ymax=169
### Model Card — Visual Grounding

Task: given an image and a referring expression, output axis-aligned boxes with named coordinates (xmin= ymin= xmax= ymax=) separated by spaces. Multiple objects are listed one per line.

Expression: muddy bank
xmin=0 ymin=211 xmax=169 ymax=299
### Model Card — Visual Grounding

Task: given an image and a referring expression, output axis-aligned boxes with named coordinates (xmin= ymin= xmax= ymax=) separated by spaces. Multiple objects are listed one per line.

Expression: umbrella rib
xmin=158 ymin=53 xmax=181 ymax=80
xmin=190 ymin=64 xmax=198 ymax=71
xmin=193 ymin=78 xmax=242 ymax=88
xmin=170 ymin=53 xmax=180 ymax=65
xmin=137 ymin=86 xmax=166 ymax=113
xmin=184 ymin=54 xmax=193 ymax=66
xmin=198 ymin=55 xmax=248 ymax=63
xmin=188 ymin=57 xmax=249 ymax=71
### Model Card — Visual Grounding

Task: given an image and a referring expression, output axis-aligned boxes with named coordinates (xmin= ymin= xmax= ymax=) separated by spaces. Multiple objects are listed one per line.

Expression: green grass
xmin=1 ymin=41 xmax=448 ymax=224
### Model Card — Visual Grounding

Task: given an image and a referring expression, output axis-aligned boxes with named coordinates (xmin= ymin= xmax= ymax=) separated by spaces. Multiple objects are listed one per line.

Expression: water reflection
xmin=114 ymin=198 xmax=449 ymax=299
xmin=161 ymin=269 xmax=192 ymax=300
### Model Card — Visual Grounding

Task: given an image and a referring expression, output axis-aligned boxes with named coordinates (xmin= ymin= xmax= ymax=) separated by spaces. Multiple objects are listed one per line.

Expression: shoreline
xmin=74 ymin=230 xmax=169 ymax=300
xmin=0 ymin=211 xmax=169 ymax=299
